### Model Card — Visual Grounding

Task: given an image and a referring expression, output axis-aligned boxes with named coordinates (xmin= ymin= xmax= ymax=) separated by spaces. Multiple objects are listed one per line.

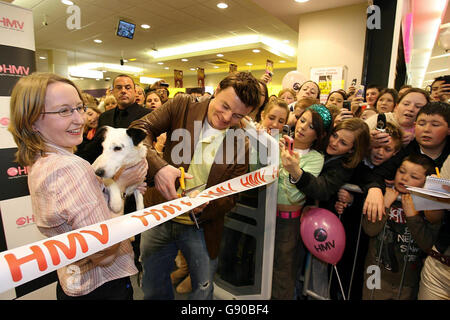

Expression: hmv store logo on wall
xmin=0 ymin=148 xmax=30 ymax=201
xmin=0 ymin=44 xmax=36 ymax=97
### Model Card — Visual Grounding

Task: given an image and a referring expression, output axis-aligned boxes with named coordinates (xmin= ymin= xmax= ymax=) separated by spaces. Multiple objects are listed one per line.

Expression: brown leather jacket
xmin=130 ymin=95 xmax=249 ymax=258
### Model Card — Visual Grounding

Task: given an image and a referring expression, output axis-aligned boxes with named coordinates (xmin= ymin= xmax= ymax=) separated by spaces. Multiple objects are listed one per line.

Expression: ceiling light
xmin=217 ymin=53 xmax=224 ymax=57
xmin=246 ymin=62 xmax=253 ymax=66
xmin=140 ymin=76 xmax=163 ymax=84
xmin=93 ymin=39 xmax=102 ymax=43
xmin=61 ymin=0 xmax=74 ymax=5
xmin=39 ymin=56 xmax=47 ymax=60
xmin=430 ymin=52 xmax=450 ymax=59
xmin=68 ymin=67 xmax=103 ymax=79
xmin=295 ymin=0 xmax=310 ymax=3
xmin=81 ymin=62 xmax=143 ymax=73
xmin=213 ymin=66 xmax=219 ymax=69
xmin=279 ymin=60 xmax=286 ymax=63
xmin=164 ymin=67 xmax=169 ymax=70
xmin=181 ymin=58 xmax=188 ymax=62
xmin=426 ymin=68 xmax=449 ymax=74
xmin=141 ymin=24 xmax=151 ymax=29
xmin=252 ymin=49 xmax=260 ymax=53
xmin=148 ymin=35 xmax=296 ymax=59
xmin=157 ymin=62 xmax=164 ymax=65
xmin=217 ymin=3 xmax=228 ymax=9
xmin=190 ymin=68 xmax=196 ymax=71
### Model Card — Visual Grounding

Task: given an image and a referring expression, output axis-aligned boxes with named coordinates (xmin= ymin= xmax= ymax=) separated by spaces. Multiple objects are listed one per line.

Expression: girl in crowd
xmin=75 ymin=104 xmax=101 ymax=158
xmin=145 ymin=91 xmax=163 ymax=110
xmin=258 ymin=98 xmax=290 ymax=136
xmin=296 ymin=80 xmax=321 ymax=101
xmin=366 ymin=88 xmax=430 ymax=146
xmin=104 ymin=95 xmax=118 ymax=111
xmin=278 ymin=88 xmax=297 ymax=105
xmin=326 ymin=90 xmax=347 ymax=110
xmin=281 ymin=117 xmax=370 ymax=298
xmin=272 ymin=104 xmax=331 ymax=299
xmin=374 ymin=88 xmax=398 ymax=113
xmin=8 ymin=73 xmax=147 ymax=300
xmin=134 ymin=85 xmax=146 ymax=106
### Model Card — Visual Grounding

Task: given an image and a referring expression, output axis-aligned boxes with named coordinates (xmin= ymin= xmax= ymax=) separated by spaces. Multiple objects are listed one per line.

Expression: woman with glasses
xmin=8 ymin=73 xmax=148 ymax=300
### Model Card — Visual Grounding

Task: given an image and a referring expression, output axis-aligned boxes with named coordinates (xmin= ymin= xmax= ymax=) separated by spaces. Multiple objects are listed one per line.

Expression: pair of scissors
xmin=178 ymin=167 xmax=206 ymax=229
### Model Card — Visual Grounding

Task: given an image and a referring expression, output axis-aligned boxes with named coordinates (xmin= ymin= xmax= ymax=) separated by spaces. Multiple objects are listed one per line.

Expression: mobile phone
xmin=376 ymin=113 xmax=387 ymax=132
xmin=355 ymin=85 xmax=365 ymax=98
xmin=351 ymin=78 xmax=357 ymax=86
xmin=284 ymin=136 xmax=294 ymax=155
xmin=282 ymin=124 xmax=295 ymax=138
xmin=343 ymin=101 xmax=351 ymax=111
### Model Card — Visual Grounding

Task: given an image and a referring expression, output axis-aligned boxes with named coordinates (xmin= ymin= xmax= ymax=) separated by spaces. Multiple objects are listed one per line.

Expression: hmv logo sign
xmin=7 ymin=166 xmax=29 ymax=178
xmin=0 ymin=17 xmax=24 ymax=31
xmin=0 ymin=64 xmax=30 ymax=76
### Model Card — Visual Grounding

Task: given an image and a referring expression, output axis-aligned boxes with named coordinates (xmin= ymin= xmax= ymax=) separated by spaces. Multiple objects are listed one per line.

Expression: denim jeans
xmin=140 ymin=221 xmax=218 ymax=300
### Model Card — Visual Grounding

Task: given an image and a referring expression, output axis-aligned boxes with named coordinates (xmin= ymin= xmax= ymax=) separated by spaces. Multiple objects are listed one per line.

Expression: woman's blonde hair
xmin=261 ymin=98 xmax=289 ymax=120
xmin=8 ymin=72 xmax=83 ymax=166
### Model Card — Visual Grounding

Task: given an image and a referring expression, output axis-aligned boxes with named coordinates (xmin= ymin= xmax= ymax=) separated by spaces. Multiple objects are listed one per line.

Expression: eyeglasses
xmin=41 ymin=105 xmax=87 ymax=117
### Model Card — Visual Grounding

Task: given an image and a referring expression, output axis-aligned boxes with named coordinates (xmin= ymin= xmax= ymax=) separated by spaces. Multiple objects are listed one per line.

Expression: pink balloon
xmin=300 ymin=208 xmax=346 ymax=265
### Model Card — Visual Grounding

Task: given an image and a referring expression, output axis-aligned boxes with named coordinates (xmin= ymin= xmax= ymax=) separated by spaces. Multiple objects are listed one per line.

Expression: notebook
xmin=407 ymin=176 xmax=450 ymax=211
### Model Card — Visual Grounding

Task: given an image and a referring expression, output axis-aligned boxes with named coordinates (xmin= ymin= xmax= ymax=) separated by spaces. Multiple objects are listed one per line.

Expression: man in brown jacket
xmin=130 ymin=72 xmax=261 ymax=299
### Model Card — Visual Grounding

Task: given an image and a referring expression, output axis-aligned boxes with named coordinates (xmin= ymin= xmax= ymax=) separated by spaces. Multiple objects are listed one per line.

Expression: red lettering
xmin=80 ymin=224 xmax=109 ymax=244
xmin=3 ymin=245 xmax=47 ymax=282
xmin=17 ymin=166 xmax=27 ymax=175
xmin=162 ymin=204 xmax=181 ymax=214
xmin=43 ymin=233 xmax=89 ymax=266
xmin=131 ymin=208 xmax=167 ymax=226
xmin=180 ymin=200 xmax=192 ymax=206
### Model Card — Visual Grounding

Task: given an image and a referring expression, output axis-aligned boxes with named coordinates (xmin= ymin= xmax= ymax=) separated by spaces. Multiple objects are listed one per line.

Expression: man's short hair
xmin=217 ymin=72 xmax=261 ymax=110
xmin=112 ymin=74 xmax=135 ymax=87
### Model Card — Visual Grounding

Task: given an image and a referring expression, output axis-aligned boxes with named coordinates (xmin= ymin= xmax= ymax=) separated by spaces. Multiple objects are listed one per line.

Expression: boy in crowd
xmin=362 ymin=154 xmax=442 ymax=299
xmin=363 ymin=102 xmax=450 ymax=223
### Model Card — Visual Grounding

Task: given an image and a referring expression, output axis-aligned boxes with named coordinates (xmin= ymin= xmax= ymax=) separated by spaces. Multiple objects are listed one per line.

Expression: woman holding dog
xmin=8 ymin=73 xmax=147 ymax=300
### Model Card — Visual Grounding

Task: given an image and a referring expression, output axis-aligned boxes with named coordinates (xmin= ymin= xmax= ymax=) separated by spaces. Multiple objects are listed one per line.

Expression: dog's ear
xmin=126 ymin=128 xmax=147 ymax=146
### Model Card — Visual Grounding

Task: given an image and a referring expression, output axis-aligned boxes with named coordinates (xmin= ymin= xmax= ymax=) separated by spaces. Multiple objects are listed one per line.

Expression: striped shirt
xmin=28 ymin=144 xmax=137 ymax=296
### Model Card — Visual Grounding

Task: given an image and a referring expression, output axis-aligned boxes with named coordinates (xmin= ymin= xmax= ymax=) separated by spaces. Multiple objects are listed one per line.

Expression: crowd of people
xmin=7 ymin=69 xmax=450 ymax=301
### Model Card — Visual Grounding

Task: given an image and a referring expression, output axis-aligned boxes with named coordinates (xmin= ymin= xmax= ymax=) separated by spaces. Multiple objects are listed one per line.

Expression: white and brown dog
xmin=92 ymin=126 xmax=147 ymax=214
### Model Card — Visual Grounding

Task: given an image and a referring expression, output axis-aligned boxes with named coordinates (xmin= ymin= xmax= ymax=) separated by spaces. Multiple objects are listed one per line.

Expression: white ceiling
xmin=12 ymin=0 xmax=303 ymax=79
xmin=7 ymin=0 xmax=450 ymax=87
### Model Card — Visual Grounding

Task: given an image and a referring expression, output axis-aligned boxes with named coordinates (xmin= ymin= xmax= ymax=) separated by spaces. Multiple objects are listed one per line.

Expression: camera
xmin=343 ymin=101 xmax=351 ymax=111
xmin=282 ymin=124 xmax=295 ymax=138
xmin=376 ymin=113 xmax=387 ymax=132
xmin=120 ymin=59 xmax=124 ymax=66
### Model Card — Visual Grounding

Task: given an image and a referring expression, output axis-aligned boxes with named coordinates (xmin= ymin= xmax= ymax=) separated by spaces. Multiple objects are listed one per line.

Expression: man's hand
xmin=155 ymin=165 xmax=193 ymax=200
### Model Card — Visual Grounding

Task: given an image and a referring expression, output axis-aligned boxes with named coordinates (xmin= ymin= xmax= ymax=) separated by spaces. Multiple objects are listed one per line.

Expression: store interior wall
xmin=297 ymin=3 xmax=368 ymax=88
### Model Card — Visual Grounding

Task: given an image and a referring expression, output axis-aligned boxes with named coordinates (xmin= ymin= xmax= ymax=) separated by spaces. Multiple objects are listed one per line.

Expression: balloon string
xmin=334 ymin=265 xmax=347 ymax=300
